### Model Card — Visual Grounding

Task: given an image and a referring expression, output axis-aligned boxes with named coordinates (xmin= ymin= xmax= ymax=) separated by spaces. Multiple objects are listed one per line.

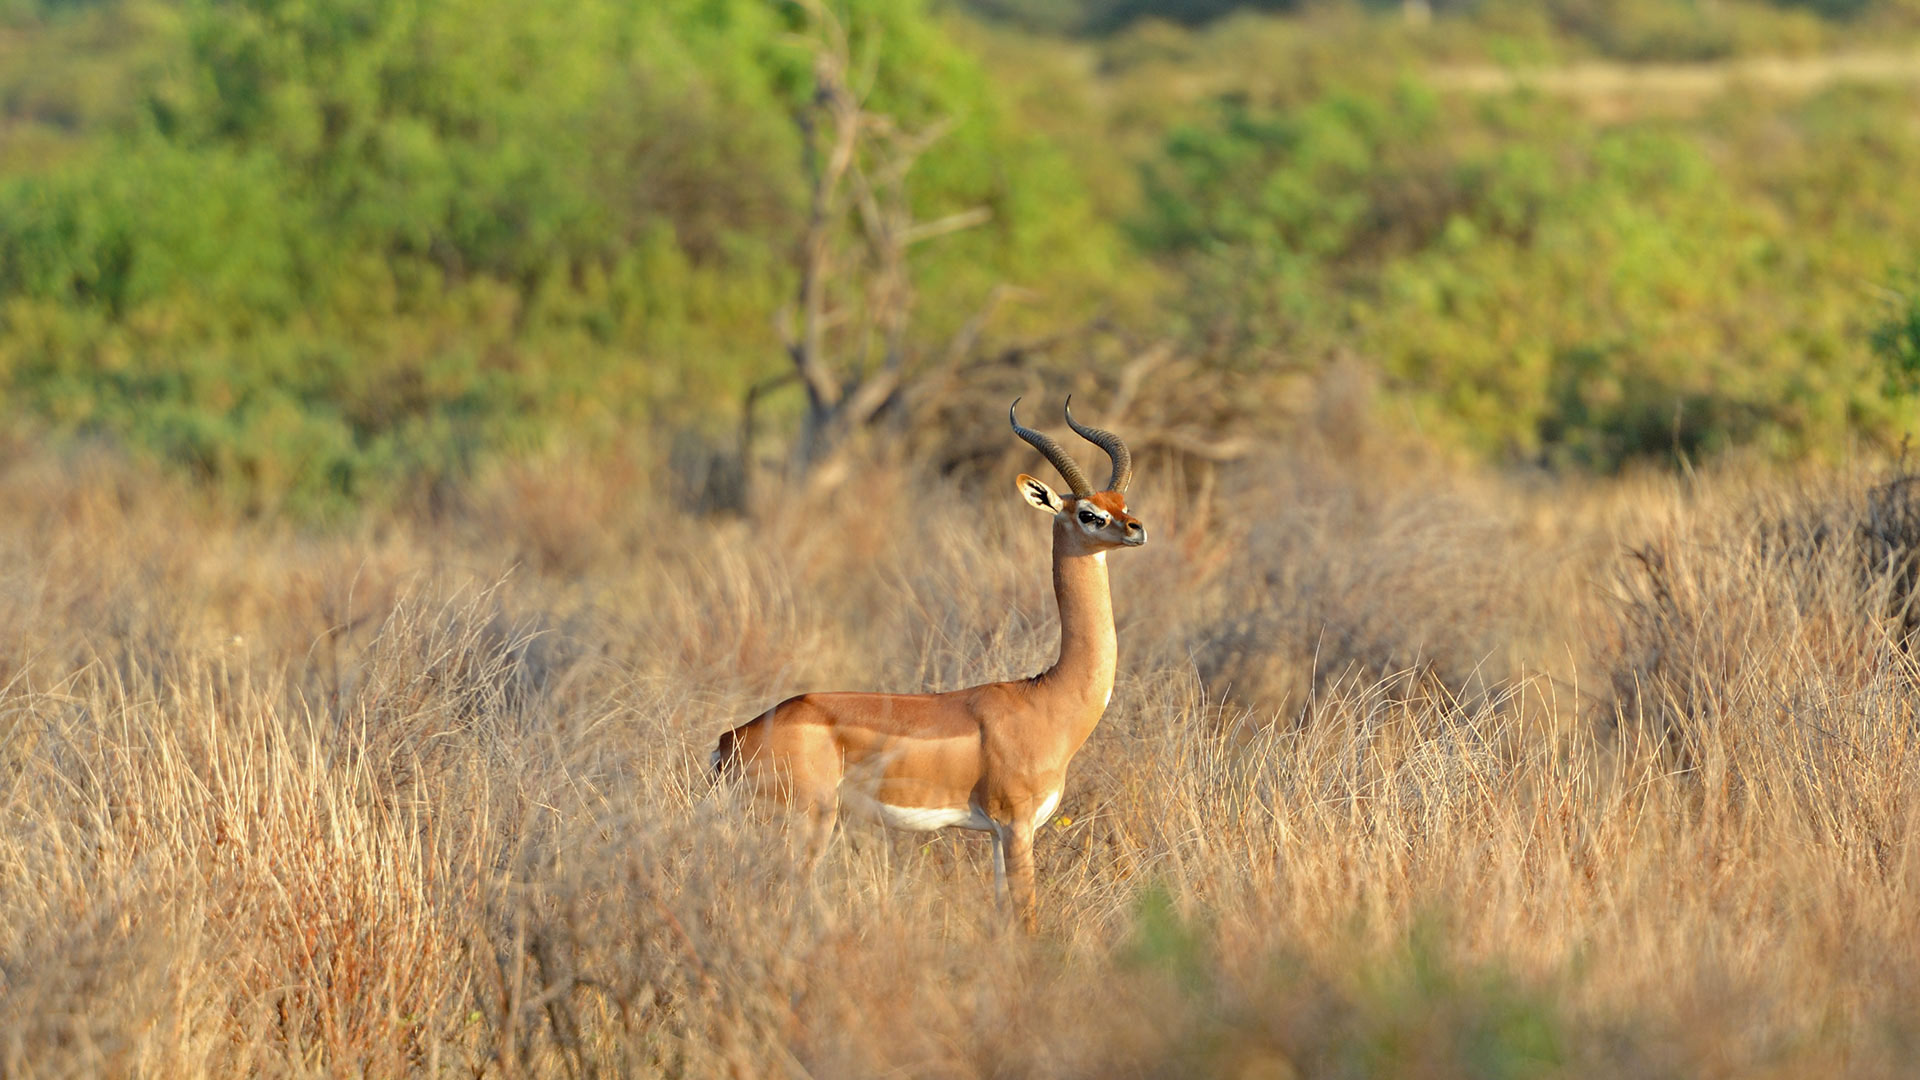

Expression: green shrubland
xmin=4 ymin=0 xmax=1920 ymax=509
xmin=0 ymin=0 xmax=1122 ymax=513
xmin=1139 ymin=76 xmax=1920 ymax=464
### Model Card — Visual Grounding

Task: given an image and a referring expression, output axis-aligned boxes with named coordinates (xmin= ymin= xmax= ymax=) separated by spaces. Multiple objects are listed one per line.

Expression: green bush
xmin=0 ymin=0 xmax=1124 ymax=513
xmin=1124 ymin=890 xmax=1566 ymax=1080
xmin=6 ymin=0 xmax=1920 ymax=509
xmin=1138 ymin=75 xmax=1920 ymax=467
xmin=1872 ymin=276 xmax=1920 ymax=398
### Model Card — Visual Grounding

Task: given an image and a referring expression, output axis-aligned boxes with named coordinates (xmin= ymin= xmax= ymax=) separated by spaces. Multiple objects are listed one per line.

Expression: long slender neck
xmin=1037 ymin=532 xmax=1116 ymax=713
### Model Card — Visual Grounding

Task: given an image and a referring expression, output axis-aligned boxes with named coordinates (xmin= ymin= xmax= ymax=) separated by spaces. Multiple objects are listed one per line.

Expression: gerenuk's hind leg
xmin=732 ymin=719 xmax=843 ymax=868
xmin=801 ymin=795 xmax=838 ymax=875
xmin=769 ymin=726 xmax=842 ymax=880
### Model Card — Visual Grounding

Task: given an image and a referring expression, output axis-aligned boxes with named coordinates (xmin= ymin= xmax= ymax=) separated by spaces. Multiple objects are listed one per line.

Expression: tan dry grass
xmin=2 ymin=446 xmax=1918 ymax=1077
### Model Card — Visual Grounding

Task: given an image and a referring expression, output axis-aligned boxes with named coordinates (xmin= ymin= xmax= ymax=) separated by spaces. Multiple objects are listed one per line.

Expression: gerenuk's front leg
xmin=1003 ymin=818 xmax=1039 ymax=934
xmin=991 ymin=825 xmax=1009 ymax=906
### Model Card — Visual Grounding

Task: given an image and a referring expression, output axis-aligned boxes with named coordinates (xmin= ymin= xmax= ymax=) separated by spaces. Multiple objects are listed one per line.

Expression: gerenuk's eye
xmin=1078 ymin=511 xmax=1100 ymax=524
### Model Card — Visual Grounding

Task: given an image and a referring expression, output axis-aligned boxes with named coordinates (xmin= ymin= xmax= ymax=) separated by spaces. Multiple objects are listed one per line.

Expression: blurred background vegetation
xmin=4 ymin=0 xmax=1920 ymax=515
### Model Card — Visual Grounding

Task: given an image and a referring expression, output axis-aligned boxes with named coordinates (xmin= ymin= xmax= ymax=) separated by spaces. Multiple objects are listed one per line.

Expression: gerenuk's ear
xmin=1016 ymin=473 xmax=1065 ymax=515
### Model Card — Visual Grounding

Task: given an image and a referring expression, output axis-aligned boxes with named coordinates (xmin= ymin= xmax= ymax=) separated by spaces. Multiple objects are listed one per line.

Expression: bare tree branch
xmin=758 ymin=0 xmax=995 ymax=492
xmin=905 ymin=208 xmax=992 ymax=247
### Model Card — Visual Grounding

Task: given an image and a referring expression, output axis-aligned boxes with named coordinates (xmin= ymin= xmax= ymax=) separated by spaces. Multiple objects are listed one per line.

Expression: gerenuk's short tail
xmin=709 ymin=727 xmax=742 ymax=779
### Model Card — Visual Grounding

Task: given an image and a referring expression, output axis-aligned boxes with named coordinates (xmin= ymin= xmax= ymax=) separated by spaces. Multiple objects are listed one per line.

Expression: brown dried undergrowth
xmin=1 ymin=445 xmax=1918 ymax=1077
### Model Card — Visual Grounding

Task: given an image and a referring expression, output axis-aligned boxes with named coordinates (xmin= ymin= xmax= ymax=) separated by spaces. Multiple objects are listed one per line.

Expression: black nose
xmin=1126 ymin=521 xmax=1143 ymax=532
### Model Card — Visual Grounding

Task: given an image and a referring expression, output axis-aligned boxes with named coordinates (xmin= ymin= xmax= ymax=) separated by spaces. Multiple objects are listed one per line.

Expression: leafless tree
xmin=746 ymin=0 xmax=992 ymax=496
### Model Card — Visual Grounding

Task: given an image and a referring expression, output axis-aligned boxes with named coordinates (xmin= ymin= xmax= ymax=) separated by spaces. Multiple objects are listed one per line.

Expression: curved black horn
xmin=1064 ymin=396 xmax=1134 ymax=493
xmin=1009 ymin=398 xmax=1093 ymax=496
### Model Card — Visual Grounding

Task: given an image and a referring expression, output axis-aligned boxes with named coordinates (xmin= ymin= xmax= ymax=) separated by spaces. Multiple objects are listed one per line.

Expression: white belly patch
xmin=1034 ymin=790 xmax=1063 ymax=828
xmin=841 ymin=788 xmax=995 ymax=832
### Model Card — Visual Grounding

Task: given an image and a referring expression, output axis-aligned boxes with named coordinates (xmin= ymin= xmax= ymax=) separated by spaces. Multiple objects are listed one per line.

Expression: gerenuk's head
xmin=1010 ymin=398 xmax=1147 ymax=555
